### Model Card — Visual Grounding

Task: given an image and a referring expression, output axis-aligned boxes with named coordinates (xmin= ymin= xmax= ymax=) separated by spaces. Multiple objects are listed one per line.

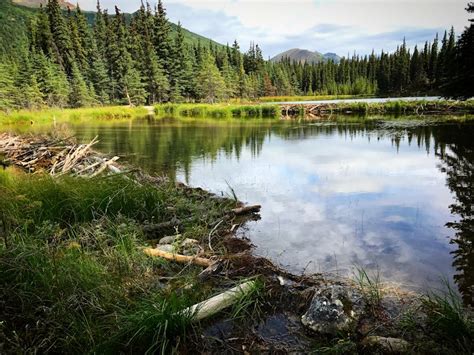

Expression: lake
xmin=52 ymin=114 xmax=474 ymax=302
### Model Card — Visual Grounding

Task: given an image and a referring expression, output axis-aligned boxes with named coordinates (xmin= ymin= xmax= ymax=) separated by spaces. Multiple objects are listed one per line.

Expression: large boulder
xmin=301 ymin=285 xmax=364 ymax=335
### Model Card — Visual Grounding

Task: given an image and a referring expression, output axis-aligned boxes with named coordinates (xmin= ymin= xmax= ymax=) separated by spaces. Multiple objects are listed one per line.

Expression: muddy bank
xmin=0 ymin=133 xmax=472 ymax=354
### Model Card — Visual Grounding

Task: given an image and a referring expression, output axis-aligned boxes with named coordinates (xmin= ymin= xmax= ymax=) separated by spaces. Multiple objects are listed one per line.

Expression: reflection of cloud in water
xmin=178 ymin=129 xmax=455 ymax=291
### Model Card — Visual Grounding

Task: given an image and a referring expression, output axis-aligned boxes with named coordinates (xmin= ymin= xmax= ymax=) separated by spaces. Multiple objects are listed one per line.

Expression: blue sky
xmin=78 ymin=0 xmax=471 ymax=58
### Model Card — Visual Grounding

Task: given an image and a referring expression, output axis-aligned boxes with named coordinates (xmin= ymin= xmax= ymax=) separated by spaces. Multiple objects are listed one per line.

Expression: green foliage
xmin=421 ymin=283 xmax=474 ymax=352
xmin=0 ymin=106 xmax=148 ymax=125
xmin=196 ymin=52 xmax=227 ymax=103
xmin=0 ymin=170 xmax=237 ymax=353
xmin=354 ymin=266 xmax=384 ymax=314
xmin=1 ymin=0 xmax=472 ymax=112
xmin=155 ymin=103 xmax=280 ymax=118
xmin=0 ymin=62 xmax=17 ymax=111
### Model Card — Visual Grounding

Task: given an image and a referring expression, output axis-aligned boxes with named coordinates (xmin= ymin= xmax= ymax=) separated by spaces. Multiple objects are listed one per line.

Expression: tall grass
xmin=327 ymin=100 xmax=474 ymax=115
xmin=155 ymin=103 xmax=280 ymax=119
xmin=421 ymin=282 xmax=474 ymax=353
xmin=0 ymin=170 xmax=234 ymax=353
xmin=0 ymin=106 xmax=149 ymax=126
xmin=353 ymin=266 xmax=384 ymax=315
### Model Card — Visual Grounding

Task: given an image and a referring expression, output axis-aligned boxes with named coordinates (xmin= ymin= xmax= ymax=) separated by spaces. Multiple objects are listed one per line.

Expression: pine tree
xmin=428 ymin=34 xmax=439 ymax=85
xmin=153 ymin=0 xmax=173 ymax=75
xmin=15 ymin=53 xmax=44 ymax=109
xmin=108 ymin=6 xmax=146 ymax=105
xmin=169 ymin=22 xmax=193 ymax=101
xmin=29 ymin=4 xmax=54 ymax=57
xmin=33 ymin=51 xmax=70 ymax=107
xmin=221 ymin=54 xmax=237 ymax=99
xmin=132 ymin=2 xmax=169 ymax=104
xmin=0 ymin=62 xmax=16 ymax=111
xmin=196 ymin=52 xmax=226 ymax=103
xmin=46 ymin=0 xmax=76 ymax=74
xmin=442 ymin=3 xmax=474 ymax=98
xmin=69 ymin=63 xmax=92 ymax=107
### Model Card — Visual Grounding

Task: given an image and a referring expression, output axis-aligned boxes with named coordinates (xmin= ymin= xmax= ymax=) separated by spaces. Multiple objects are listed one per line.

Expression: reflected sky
xmin=177 ymin=127 xmax=455 ymax=290
xmin=67 ymin=117 xmax=474 ymax=293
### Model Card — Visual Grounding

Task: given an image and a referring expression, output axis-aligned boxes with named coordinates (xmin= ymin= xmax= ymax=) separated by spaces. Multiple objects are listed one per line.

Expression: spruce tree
xmin=169 ymin=22 xmax=192 ymax=101
xmin=442 ymin=3 xmax=474 ymax=98
xmin=46 ymin=0 xmax=76 ymax=74
xmin=0 ymin=62 xmax=16 ymax=111
xmin=153 ymin=0 xmax=173 ymax=75
xmin=196 ymin=52 xmax=226 ymax=103
xmin=69 ymin=63 xmax=92 ymax=107
xmin=33 ymin=51 xmax=70 ymax=107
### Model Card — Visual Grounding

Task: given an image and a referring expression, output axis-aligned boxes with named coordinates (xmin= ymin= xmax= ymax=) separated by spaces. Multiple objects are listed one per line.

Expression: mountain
xmin=12 ymin=0 xmax=75 ymax=9
xmin=271 ymin=48 xmax=341 ymax=64
xmin=1 ymin=0 xmax=224 ymax=56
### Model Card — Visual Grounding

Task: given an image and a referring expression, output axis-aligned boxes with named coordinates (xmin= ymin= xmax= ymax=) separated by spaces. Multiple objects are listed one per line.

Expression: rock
xmin=159 ymin=235 xmax=180 ymax=245
xmin=362 ymin=336 xmax=409 ymax=353
xmin=156 ymin=244 xmax=175 ymax=253
xmin=181 ymin=238 xmax=199 ymax=247
xmin=301 ymin=285 xmax=364 ymax=335
xmin=182 ymin=245 xmax=201 ymax=256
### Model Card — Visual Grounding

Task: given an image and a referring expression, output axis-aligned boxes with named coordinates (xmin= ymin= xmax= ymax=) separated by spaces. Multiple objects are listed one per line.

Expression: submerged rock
xmin=301 ymin=285 xmax=364 ymax=335
xmin=362 ymin=336 xmax=409 ymax=353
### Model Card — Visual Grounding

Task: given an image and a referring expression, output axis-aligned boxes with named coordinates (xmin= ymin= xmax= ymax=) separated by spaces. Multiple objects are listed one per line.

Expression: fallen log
xmin=180 ymin=280 xmax=256 ymax=322
xmin=231 ymin=204 xmax=261 ymax=215
xmin=143 ymin=247 xmax=212 ymax=267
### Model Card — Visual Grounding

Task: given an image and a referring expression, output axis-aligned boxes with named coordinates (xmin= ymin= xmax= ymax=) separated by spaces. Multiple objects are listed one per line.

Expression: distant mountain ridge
xmin=2 ymin=0 xmax=224 ymax=55
xmin=271 ymin=48 xmax=341 ymax=64
xmin=13 ymin=0 xmax=75 ymax=9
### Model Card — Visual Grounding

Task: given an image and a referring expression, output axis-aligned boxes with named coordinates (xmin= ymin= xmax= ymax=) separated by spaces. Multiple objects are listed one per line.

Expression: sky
xmin=78 ymin=0 xmax=471 ymax=58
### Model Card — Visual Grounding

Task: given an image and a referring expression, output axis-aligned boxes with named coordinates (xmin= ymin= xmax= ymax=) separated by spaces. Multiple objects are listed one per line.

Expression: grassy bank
xmin=155 ymin=103 xmax=280 ymax=119
xmin=1 ymin=133 xmax=473 ymax=353
xmin=284 ymin=99 xmax=474 ymax=117
xmin=0 ymin=169 xmax=256 ymax=353
xmin=0 ymin=106 xmax=149 ymax=126
xmin=258 ymin=94 xmax=366 ymax=103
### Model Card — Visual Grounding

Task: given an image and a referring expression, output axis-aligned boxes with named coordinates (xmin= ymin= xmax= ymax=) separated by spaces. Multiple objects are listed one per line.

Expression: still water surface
xmin=68 ymin=116 xmax=472 ymax=302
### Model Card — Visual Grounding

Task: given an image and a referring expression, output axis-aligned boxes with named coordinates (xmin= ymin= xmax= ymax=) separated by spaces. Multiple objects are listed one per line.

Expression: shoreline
xmin=0 ymin=99 xmax=473 ymax=128
xmin=0 ymin=132 xmax=472 ymax=353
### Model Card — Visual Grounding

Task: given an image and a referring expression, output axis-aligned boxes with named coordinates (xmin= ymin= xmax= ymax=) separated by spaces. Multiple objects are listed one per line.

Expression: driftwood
xmin=0 ymin=133 xmax=122 ymax=177
xmin=231 ymin=204 xmax=261 ymax=215
xmin=143 ymin=247 xmax=212 ymax=267
xmin=181 ymin=280 xmax=256 ymax=322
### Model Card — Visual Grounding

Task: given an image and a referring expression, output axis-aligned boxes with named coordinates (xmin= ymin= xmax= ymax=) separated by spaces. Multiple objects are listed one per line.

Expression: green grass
xmin=155 ymin=103 xmax=280 ymax=119
xmin=353 ymin=266 xmax=384 ymax=316
xmin=228 ymin=277 xmax=265 ymax=320
xmin=0 ymin=106 xmax=149 ymax=126
xmin=421 ymin=283 xmax=474 ymax=353
xmin=0 ymin=170 xmax=238 ymax=353
xmin=324 ymin=99 xmax=474 ymax=115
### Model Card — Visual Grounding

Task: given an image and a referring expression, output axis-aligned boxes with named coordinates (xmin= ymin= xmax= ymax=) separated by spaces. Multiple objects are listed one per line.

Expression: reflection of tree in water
xmin=76 ymin=118 xmax=270 ymax=182
xmin=431 ymin=124 xmax=474 ymax=306
xmin=76 ymin=117 xmax=474 ymax=304
xmin=281 ymin=122 xmax=474 ymax=305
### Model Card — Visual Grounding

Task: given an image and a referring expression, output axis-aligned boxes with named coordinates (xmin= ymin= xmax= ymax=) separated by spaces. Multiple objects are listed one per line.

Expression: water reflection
xmin=432 ymin=126 xmax=474 ymax=306
xmin=70 ymin=117 xmax=473 ymax=301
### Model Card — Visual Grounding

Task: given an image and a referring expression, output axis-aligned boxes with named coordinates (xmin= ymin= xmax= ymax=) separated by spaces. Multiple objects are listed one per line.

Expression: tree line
xmin=0 ymin=0 xmax=472 ymax=111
